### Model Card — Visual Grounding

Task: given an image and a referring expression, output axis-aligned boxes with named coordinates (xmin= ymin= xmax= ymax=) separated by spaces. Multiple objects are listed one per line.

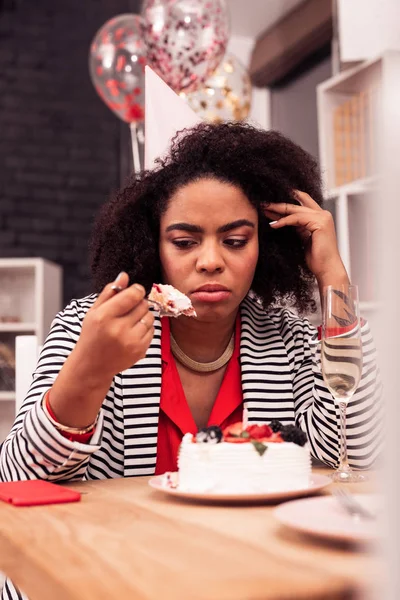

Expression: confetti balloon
xmin=89 ymin=14 xmax=147 ymax=123
xmin=141 ymin=0 xmax=230 ymax=94
xmin=182 ymin=53 xmax=252 ymax=123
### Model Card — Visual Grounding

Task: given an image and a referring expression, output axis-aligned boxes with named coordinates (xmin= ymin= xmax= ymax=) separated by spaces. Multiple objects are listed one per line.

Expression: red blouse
xmin=155 ymin=317 xmax=243 ymax=475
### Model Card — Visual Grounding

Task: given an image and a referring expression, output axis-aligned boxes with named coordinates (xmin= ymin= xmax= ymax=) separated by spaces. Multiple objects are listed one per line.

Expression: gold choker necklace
xmin=170 ymin=333 xmax=235 ymax=373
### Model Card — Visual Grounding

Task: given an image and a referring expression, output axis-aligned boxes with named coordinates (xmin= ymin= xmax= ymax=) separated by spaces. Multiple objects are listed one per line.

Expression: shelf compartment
xmin=316 ymin=53 xmax=400 ymax=195
xmin=0 ymin=391 xmax=15 ymax=402
xmin=0 ymin=323 xmax=36 ymax=333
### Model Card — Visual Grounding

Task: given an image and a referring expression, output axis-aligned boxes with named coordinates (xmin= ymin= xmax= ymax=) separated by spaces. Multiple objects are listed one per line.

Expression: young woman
xmin=0 ymin=120 xmax=382 ymax=600
xmin=1 ymin=122 xmax=380 ymax=484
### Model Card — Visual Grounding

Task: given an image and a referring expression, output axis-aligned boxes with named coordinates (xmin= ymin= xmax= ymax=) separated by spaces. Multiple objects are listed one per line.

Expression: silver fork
xmin=332 ymin=487 xmax=376 ymax=521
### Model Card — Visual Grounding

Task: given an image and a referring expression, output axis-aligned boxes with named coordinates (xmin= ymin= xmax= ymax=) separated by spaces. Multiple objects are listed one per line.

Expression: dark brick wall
xmin=0 ymin=0 xmax=141 ymax=305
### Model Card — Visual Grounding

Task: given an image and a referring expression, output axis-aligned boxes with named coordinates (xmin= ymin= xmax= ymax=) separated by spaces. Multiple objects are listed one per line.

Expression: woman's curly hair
xmin=90 ymin=121 xmax=323 ymax=314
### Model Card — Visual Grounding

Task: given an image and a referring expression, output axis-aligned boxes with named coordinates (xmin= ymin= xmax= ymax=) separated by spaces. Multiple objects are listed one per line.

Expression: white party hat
xmin=144 ymin=66 xmax=202 ymax=169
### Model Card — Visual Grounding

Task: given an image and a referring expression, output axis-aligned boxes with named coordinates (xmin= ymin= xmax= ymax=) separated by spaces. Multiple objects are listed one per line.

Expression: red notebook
xmin=0 ymin=480 xmax=81 ymax=507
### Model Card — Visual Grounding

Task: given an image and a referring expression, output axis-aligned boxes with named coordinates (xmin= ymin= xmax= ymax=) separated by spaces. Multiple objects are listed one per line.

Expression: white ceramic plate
xmin=274 ymin=494 xmax=380 ymax=543
xmin=148 ymin=473 xmax=331 ymax=503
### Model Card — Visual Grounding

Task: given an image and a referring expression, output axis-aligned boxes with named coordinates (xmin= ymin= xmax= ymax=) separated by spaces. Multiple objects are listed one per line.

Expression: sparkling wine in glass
xmin=321 ymin=285 xmax=365 ymax=483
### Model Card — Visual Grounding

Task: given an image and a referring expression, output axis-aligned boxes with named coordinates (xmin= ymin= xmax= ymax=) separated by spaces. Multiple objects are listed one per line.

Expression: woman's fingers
xmin=132 ymin=324 xmax=155 ymax=361
xmin=110 ymin=299 xmax=155 ymax=346
xmin=128 ymin=300 xmax=155 ymax=331
xmin=93 ymin=272 xmax=148 ymax=319
xmin=136 ymin=314 xmax=155 ymax=339
xmin=264 ymin=207 xmax=318 ymax=227
xmin=99 ymin=283 xmax=146 ymax=319
xmin=79 ymin=274 xmax=156 ymax=376
xmin=269 ymin=210 xmax=332 ymax=232
xmin=92 ymin=272 xmax=130 ymax=309
xmin=124 ymin=310 xmax=155 ymax=361
xmin=263 ymin=208 xmax=282 ymax=221
xmin=263 ymin=202 xmax=319 ymax=217
xmin=293 ymin=190 xmax=321 ymax=209
xmin=262 ymin=191 xmax=322 ymax=219
xmin=269 ymin=213 xmax=317 ymax=230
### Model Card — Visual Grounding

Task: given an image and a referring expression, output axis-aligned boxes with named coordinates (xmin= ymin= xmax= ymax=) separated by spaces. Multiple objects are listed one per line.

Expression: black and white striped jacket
xmin=0 ymin=293 xmax=382 ymax=599
xmin=1 ymin=292 xmax=381 ymax=482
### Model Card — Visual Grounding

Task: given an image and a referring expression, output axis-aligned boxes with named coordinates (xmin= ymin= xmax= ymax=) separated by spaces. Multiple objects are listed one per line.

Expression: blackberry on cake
xmin=195 ymin=426 xmax=223 ymax=444
xmin=269 ymin=419 xmax=283 ymax=433
xmin=280 ymin=425 xmax=307 ymax=447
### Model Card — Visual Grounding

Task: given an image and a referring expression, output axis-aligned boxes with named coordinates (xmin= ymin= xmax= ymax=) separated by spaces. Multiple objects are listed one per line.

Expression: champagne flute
xmin=321 ymin=284 xmax=365 ymax=483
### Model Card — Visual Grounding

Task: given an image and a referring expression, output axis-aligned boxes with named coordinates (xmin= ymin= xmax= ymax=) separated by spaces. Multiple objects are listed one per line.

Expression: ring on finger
xmin=111 ymin=284 xmax=123 ymax=293
xmin=285 ymin=203 xmax=288 ymax=216
xmin=139 ymin=317 xmax=151 ymax=330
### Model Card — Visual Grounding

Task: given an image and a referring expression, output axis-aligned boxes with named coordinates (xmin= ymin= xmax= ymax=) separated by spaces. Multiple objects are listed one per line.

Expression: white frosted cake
xmin=175 ymin=422 xmax=311 ymax=494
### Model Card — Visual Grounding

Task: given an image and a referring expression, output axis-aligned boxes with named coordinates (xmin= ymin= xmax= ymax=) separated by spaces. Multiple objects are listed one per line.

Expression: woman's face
xmin=159 ymin=178 xmax=259 ymax=322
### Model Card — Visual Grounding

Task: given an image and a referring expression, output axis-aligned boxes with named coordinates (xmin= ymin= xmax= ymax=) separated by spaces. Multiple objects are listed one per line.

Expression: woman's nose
xmin=196 ymin=242 xmax=225 ymax=273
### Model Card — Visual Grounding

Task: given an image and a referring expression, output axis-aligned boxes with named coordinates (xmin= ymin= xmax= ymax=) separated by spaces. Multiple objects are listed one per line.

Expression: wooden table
xmin=0 ymin=468 xmax=380 ymax=600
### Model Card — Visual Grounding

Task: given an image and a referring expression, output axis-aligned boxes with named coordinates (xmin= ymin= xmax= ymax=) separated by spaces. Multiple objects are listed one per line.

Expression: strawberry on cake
xmin=175 ymin=421 xmax=311 ymax=494
xmin=148 ymin=283 xmax=197 ymax=317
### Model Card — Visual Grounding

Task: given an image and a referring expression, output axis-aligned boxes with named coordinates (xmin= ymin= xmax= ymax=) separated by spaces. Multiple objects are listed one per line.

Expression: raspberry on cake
xmin=148 ymin=283 xmax=197 ymax=317
xmin=243 ymin=424 xmax=273 ymax=440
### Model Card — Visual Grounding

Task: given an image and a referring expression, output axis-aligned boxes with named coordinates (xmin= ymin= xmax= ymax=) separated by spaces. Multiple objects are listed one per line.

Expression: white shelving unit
xmin=0 ymin=258 xmax=62 ymax=440
xmin=0 ymin=258 xmax=62 ymax=344
xmin=317 ymin=50 xmax=400 ymax=333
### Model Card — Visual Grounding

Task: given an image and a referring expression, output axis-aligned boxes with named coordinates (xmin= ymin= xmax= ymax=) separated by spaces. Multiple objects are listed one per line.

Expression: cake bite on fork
xmin=148 ymin=283 xmax=197 ymax=318
xmin=111 ymin=282 xmax=196 ymax=318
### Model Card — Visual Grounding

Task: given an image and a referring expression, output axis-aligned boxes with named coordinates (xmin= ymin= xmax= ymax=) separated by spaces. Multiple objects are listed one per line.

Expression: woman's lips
xmin=191 ymin=290 xmax=231 ymax=303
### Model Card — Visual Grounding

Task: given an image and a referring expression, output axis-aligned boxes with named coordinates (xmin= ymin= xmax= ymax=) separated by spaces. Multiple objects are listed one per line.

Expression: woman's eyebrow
xmin=165 ymin=219 xmax=255 ymax=234
xmin=217 ymin=219 xmax=255 ymax=233
xmin=165 ymin=223 xmax=202 ymax=233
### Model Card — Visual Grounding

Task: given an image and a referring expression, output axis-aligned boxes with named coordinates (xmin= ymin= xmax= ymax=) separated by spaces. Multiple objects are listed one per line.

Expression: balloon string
xmin=130 ymin=122 xmax=141 ymax=174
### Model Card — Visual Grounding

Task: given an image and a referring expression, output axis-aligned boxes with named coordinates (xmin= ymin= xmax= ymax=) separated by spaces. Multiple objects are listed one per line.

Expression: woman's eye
xmin=224 ymin=238 xmax=248 ymax=248
xmin=172 ymin=239 xmax=196 ymax=249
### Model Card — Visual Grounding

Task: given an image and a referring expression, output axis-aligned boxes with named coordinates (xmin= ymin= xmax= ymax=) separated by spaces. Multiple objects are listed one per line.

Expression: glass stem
xmin=338 ymin=401 xmax=350 ymax=472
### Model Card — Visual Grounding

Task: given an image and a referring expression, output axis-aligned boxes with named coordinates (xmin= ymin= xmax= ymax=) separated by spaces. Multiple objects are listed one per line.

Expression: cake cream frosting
xmin=148 ymin=283 xmax=196 ymax=317
xmin=175 ymin=422 xmax=311 ymax=494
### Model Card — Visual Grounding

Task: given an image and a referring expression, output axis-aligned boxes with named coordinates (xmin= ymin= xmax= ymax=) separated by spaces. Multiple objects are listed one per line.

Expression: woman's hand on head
xmin=75 ymin=272 xmax=155 ymax=381
xmin=262 ymin=190 xmax=350 ymax=289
